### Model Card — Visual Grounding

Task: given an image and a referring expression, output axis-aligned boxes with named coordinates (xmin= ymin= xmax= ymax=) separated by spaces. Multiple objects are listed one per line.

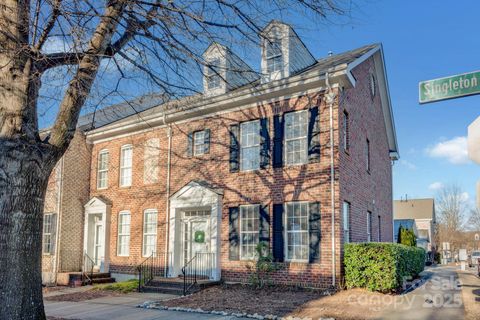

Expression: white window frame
xmin=266 ymin=37 xmax=283 ymax=73
xmin=194 ymin=130 xmax=206 ymax=156
xmin=343 ymin=201 xmax=350 ymax=244
xmin=97 ymin=149 xmax=109 ymax=189
xmin=119 ymin=144 xmax=133 ymax=187
xmin=284 ymin=110 xmax=308 ymax=166
xmin=284 ymin=202 xmax=309 ymax=262
xmin=240 ymin=120 xmax=260 ymax=171
xmin=239 ymin=205 xmax=260 ymax=260
xmin=206 ymin=58 xmax=221 ymax=90
xmin=143 ymin=209 xmax=158 ymax=257
xmin=42 ymin=213 xmax=55 ymax=255
xmin=367 ymin=211 xmax=372 ymax=242
xmin=117 ymin=211 xmax=131 ymax=256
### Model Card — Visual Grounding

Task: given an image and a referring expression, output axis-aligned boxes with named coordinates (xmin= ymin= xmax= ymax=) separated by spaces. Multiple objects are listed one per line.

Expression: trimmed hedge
xmin=344 ymin=242 xmax=425 ymax=292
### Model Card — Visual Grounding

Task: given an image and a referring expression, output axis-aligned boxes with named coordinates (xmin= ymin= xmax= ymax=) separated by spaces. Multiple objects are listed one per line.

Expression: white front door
xmin=180 ymin=210 xmax=212 ymax=277
xmin=94 ymin=221 xmax=104 ymax=268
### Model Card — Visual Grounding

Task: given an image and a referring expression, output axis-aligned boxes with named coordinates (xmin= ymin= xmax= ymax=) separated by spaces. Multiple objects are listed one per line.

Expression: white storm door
xmin=94 ymin=223 xmax=104 ymax=267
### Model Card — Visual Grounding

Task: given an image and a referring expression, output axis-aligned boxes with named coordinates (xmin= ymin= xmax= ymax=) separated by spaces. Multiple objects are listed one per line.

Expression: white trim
xmin=284 ymin=201 xmax=310 ymax=263
xmin=239 ymin=204 xmax=260 ymax=261
xmin=119 ymin=144 xmax=133 ymax=187
xmin=142 ymin=209 xmax=158 ymax=257
xmin=117 ymin=210 xmax=131 ymax=257
xmin=97 ymin=149 xmax=109 ymax=189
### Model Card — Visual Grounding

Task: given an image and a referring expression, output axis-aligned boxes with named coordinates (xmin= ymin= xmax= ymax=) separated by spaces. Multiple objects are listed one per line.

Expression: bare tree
xmin=467 ymin=207 xmax=480 ymax=232
xmin=435 ymin=183 xmax=468 ymax=251
xmin=0 ymin=1 xmax=352 ymax=318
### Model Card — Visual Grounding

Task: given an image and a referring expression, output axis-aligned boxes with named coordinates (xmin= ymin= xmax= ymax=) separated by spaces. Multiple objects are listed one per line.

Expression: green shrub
xmin=93 ymin=279 xmax=139 ymax=293
xmin=344 ymin=242 xmax=425 ymax=292
xmin=397 ymin=226 xmax=417 ymax=247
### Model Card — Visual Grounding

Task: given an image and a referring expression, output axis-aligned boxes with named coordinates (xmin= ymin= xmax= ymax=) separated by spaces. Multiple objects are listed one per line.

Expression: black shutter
xmin=204 ymin=129 xmax=211 ymax=154
xmin=260 ymin=118 xmax=270 ymax=169
xmin=308 ymin=107 xmax=320 ymax=163
xmin=229 ymin=124 xmax=240 ymax=172
xmin=272 ymin=115 xmax=284 ymax=168
xmin=187 ymin=132 xmax=193 ymax=157
xmin=259 ymin=205 xmax=270 ymax=247
xmin=308 ymin=202 xmax=321 ymax=263
xmin=229 ymin=207 xmax=240 ymax=261
xmin=272 ymin=204 xmax=284 ymax=262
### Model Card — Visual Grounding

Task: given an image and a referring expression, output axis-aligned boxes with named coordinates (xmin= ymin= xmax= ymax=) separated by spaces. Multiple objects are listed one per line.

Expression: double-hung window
xmin=120 ymin=145 xmax=133 ymax=187
xmin=367 ymin=211 xmax=372 ymax=242
xmin=97 ymin=150 xmax=109 ymax=189
xmin=194 ymin=130 xmax=207 ymax=156
xmin=266 ymin=37 xmax=283 ymax=73
xmin=144 ymin=138 xmax=160 ymax=184
xmin=239 ymin=205 xmax=260 ymax=260
xmin=240 ymin=120 xmax=260 ymax=171
xmin=206 ymin=58 xmax=221 ymax=90
xmin=285 ymin=202 xmax=309 ymax=261
xmin=343 ymin=201 xmax=350 ymax=243
xmin=284 ymin=110 xmax=308 ymax=165
xmin=143 ymin=209 xmax=158 ymax=257
xmin=117 ymin=211 xmax=130 ymax=256
xmin=43 ymin=213 xmax=56 ymax=254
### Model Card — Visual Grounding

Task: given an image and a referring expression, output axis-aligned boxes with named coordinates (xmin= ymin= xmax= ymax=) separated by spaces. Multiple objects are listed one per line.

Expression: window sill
xmin=117 ymin=254 xmax=130 ymax=257
xmin=285 ymin=259 xmax=309 ymax=264
xmin=119 ymin=185 xmax=132 ymax=189
xmin=97 ymin=187 xmax=108 ymax=191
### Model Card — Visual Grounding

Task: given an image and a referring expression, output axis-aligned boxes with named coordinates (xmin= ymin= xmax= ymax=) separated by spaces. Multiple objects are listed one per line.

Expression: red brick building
xmin=45 ymin=20 xmax=399 ymax=288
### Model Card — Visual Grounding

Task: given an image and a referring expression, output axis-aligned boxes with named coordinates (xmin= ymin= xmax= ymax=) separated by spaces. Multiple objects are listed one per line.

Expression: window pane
xmin=194 ymin=131 xmax=206 ymax=156
xmin=284 ymin=111 xmax=308 ymax=165
xmin=120 ymin=146 xmax=133 ymax=187
xmin=286 ymin=203 xmax=309 ymax=260
xmin=240 ymin=121 xmax=260 ymax=171
xmin=240 ymin=205 xmax=260 ymax=260
xmin=143 ymin=210 xmax=158 ymax=256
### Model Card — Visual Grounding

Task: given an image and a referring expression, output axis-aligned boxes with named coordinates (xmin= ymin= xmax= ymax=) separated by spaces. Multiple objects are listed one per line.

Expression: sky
xmin=288 ymin=0 xmax=480 ymax=206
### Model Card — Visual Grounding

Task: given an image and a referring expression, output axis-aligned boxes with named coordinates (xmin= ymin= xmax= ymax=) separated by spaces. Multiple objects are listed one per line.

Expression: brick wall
xmin=339 ymin=56 xmax=394 ymax=246
xmin=88 ymin=57 xmax=393 ymax=287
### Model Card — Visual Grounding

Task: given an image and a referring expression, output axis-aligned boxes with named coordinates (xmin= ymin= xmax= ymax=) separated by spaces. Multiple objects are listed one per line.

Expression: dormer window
xmin=206 ymin=58 xmax=221 ymax=90
xmin=266 ymin=38 xmax=283 ymax=73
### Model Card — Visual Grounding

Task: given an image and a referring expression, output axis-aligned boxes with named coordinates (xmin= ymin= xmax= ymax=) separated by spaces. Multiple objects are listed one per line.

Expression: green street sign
xmin=419 ymin=71 xmax=480 ymax=104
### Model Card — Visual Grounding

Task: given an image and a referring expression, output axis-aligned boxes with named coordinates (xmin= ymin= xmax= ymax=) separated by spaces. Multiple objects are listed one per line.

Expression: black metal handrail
xmin=182 ymin=254 xmax=197 ymax=296
xmin=82 ymin=253 xmax=95 ymax=285
xmin=137 ymin=252 xmax=172 ymax=292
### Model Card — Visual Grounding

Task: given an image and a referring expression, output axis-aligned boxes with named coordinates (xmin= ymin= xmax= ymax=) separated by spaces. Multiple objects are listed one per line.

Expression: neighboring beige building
xmin=42 ymin=131 xmax=92 ymax=285
xmin=393 ymin=198 xmax=436 ymax=258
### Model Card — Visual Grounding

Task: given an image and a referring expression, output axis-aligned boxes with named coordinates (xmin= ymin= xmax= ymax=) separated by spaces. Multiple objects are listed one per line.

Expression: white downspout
xmin=325 ymin=72 xmax=337 ymax=287
xmin=163 ymin=114 xmax=172 ymax=277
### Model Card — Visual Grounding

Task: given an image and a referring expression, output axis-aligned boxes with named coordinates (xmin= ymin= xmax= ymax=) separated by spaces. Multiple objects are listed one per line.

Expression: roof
xmin=393 ymin=199 xmax=436 ymax=220
xmin=77 ymin=93 xmax=168 ymax=130
xmin=84 ymin=43 xmax=398 ymax=158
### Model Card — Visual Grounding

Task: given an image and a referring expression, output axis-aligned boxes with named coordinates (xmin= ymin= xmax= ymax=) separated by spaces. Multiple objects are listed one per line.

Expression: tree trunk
xmin=0 ymin=138 xmax=57 ymax=320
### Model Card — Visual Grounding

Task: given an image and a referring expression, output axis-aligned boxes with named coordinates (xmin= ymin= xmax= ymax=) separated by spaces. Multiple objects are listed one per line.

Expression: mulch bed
xmin=44 ymin=290 xmax=124 ymax=302
xmin=42 ymin=286 xmax=70 ymax=294
xmin=161 ymin=283 xmax=332 ymax=316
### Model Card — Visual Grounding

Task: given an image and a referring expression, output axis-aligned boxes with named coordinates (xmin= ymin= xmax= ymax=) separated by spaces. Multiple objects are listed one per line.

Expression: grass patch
xmin=93 ymin=279 xmax=139 ymax=293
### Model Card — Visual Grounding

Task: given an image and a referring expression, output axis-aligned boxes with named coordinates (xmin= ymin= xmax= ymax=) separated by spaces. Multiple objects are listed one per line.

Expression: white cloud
xmin=428 ymin=182 xmax=444 ymax=191
xmin=399 ymin=159 xmax=417 ymax=170
xmin=425 ymin=136 xmax=470 ymax=164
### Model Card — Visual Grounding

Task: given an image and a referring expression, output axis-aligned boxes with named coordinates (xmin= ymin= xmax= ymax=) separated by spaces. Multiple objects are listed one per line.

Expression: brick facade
xmin=85 ymin=55 xmax=394 ymax=288
xmin=42 ymin=131 xmax=91 ymax=284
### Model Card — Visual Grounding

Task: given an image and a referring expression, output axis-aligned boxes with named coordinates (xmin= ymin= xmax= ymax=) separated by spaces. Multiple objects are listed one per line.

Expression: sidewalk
xmin=45 ymin=292 xmax=241 ymax=320
xmin=457 ymin=269 xmax=480 ymax=320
